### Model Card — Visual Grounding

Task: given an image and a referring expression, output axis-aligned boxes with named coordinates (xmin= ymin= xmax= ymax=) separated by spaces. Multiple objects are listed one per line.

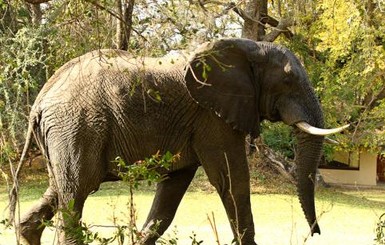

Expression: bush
xmin=0 ymin=26 xmax=47 ymax=168
xmin=261 ymin=121 xmax=295 ymax=159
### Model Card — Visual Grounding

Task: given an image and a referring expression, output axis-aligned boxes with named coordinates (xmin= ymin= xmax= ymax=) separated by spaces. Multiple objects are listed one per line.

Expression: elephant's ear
xmin=185 ymin=39 xmax=262 ymax=137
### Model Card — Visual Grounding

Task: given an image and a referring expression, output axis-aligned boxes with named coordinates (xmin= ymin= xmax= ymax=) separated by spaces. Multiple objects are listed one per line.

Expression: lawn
xmin=0 ymin=179 xmax=384 ymax=245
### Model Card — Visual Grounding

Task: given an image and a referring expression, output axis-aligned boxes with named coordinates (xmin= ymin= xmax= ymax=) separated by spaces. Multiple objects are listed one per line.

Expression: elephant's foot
xmin=58 ymin=236 xmax=85 ymax=245
xmin=136 ymin=220 xmax=160 ymax=245
xmin=56 ymin=221 xmax=86 ymax=245
xmin=136 ymin=236 xmax=157 ymax=245
xmin=17 ymin=222 xmax=44 ymax=245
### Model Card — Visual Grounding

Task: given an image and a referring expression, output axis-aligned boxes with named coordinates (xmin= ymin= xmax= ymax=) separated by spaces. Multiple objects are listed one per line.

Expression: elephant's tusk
xmin=295 ymin=122 xmax=350 ymax=136
xmin=324 ymin=137 xmax=340 ymax=144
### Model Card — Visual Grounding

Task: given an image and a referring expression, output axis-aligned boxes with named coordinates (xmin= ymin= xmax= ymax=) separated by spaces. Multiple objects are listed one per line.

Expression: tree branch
xmin=263 ymin=18 xmax=293 ymax=42
xmin=362 ymin=77 xmax=385 ymax=110
xmin=229 ymin=2 xmax=265 ymax=25
xmin=86 ymin=0 xmax=146 ymax=42
xmin=259 ymin=144 xmax=297 ymax=185
xmin=229 ymin=2 xmax=294 ymax=41
xmin=252 ymin=141 xmax=329 ymax=187
xmin=24 ymin=0 xmax=50 ymax=4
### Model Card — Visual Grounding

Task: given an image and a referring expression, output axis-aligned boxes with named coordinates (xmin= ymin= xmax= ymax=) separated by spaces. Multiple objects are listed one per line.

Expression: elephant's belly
xmin=107 ymin=130 xmax=197 ymax=175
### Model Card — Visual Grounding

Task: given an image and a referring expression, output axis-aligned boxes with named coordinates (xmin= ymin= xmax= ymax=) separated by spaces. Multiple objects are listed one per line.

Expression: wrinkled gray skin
xmin=13 ymin=38 xmax=324 ymax=245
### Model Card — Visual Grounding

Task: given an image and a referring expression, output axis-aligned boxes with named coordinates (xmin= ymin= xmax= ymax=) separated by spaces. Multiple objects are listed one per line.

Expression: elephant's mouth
xmin=261 ymin=99 xmax=282 ymax=122
xmin=267 ymin=111 xmax=281 ymax=122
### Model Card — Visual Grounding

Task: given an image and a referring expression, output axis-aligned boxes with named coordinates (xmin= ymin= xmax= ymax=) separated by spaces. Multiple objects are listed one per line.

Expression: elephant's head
xmin=185 ymin=38 xmax=347 ymax=235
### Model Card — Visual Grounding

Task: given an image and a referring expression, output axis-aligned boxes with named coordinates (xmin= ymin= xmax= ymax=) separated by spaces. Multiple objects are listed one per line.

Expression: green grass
xmin=0 ymin=179 xmax=384 ymax=245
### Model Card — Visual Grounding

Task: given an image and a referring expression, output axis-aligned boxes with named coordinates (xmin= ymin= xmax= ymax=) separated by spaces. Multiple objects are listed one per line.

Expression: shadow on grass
xmin=93 ymin=181 xmax=156 ymax=197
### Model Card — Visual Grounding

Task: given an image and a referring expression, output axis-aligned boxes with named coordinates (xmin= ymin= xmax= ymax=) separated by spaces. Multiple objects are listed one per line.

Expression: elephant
xmin=9 ymin=38 xmax=348 ymax=245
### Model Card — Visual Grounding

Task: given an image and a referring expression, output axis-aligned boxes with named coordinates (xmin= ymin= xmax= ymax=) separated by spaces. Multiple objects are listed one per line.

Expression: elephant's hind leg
xmin=139 ymin=166 xmax=198 ymax=244
xmin=55 ymin=168 xmax=103 ymax=245
xmin=56 ymin=193 xmax=88 ymax=245
xmin=18 ymin=187 xmax=58 ymax=245
xmin=47 ymin=132 xmax=106 ymax=244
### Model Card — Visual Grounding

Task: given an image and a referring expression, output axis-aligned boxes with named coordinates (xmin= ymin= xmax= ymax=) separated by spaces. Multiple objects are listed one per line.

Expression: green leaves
xmin=147 ymin=89 xmax=162 ymax=102
xmin=285 ymin=0 xmax=385 ymax=153
xmin=201 ymin=61 xmax=212 ymax=81
xmin=115 ymin=151 xmax=179 ymax=189
xmin=261 ymin=122 xmax=295 ymax=159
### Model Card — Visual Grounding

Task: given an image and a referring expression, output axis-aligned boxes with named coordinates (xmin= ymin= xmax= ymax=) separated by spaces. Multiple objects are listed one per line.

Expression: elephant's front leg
xmin=203 ymin=153 xmax=256 ymax=244
xmin=220 ymin=176 xmax=256 ymax=245
xmin=193 ymin=128 xmax=257 ymax=244
xmin=139 ymin=165 xmax=198 ymax=245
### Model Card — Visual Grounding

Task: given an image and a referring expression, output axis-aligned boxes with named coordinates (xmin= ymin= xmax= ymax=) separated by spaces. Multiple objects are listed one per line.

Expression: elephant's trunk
xmin=294 ymin=129 xmax=324 ymax=235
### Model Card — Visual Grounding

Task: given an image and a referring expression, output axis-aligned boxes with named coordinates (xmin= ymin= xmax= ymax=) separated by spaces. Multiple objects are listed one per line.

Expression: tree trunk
xmin=29 ymin=3 xmax=42 ymax=26
xmin=241 ymin=0 xmax=267 ymax=41
xmin=116 ymin=0 xmax=123 ymax=49
xmin=116 ymin=0 xmax=135 ymax=50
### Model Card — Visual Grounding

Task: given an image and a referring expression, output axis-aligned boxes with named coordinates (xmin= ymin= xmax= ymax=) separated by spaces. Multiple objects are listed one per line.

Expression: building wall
xmin=319 ymin=152 xmax=377 ymax=186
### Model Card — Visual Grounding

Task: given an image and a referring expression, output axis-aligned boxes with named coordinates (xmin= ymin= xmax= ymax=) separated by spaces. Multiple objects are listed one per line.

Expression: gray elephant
xmin=9 ymin=38 xmax=347 ymax=245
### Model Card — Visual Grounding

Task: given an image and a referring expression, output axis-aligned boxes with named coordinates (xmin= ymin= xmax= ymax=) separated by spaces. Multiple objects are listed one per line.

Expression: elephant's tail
xmin=8 ymin=116 xmax=36 ymax=225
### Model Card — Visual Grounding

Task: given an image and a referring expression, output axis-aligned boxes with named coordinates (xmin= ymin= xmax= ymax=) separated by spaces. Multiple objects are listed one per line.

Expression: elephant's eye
xmin=283 ymin=76 xmax=292 ymax=85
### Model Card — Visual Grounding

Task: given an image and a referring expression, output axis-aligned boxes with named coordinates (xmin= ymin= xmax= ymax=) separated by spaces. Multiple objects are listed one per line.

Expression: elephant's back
xmin=32 ymin=49 xmax=132 ymax=108
xmin=33 ymin=49 xmax=188 ymax=109
xmin=30 ymin=49 xmax=193 ymax=143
